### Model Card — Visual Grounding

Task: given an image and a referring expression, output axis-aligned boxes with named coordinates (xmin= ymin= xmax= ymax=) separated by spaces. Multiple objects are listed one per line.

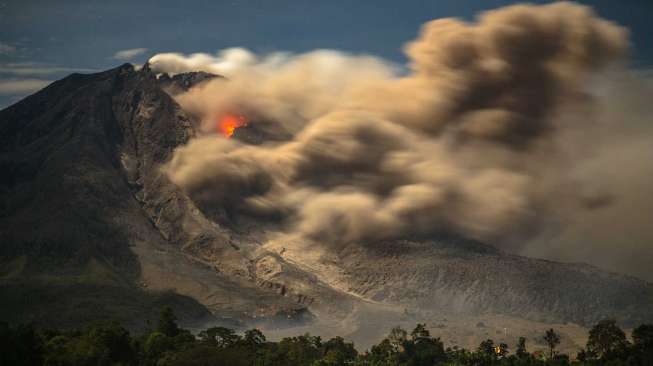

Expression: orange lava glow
xmin=218 ymin=114 xmax=247 ymax=137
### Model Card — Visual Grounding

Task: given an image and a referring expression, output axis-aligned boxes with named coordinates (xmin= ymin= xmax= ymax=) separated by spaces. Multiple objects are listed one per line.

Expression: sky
xmin=0 ymin=0 xmax=651 ymax=108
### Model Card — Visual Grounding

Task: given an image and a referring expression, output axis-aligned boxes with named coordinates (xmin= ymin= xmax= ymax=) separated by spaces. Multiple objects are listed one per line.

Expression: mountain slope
xmin=0 ymin=64 xmax=305 ymax=328
xmin=0 ymin=64 xmax=651 ymax=339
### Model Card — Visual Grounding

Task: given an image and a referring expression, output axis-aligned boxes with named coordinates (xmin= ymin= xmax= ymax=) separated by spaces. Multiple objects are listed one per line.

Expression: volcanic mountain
xmin=1 ymin=64 xmax=651 ymax=350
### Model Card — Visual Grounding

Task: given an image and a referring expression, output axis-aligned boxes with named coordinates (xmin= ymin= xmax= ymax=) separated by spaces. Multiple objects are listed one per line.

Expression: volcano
xmin=1 ymin=63 xmax=651 ymax=351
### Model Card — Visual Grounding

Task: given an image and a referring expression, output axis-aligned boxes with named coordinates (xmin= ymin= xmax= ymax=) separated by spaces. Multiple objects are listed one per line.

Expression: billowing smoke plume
xmin=153 ymin=3 xmax=653 ymax=279
xmin=150 ymin=49 xmax=396 ymax=133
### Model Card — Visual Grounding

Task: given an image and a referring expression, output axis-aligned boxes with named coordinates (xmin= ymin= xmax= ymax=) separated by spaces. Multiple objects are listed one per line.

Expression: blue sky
xmin=1 ymin=0 xmax=651 ymax=108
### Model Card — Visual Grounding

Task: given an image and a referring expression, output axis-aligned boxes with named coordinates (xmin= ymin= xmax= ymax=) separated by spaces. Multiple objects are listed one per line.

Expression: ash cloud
xmin=150 ymin=48 xmax=397 ymax=134
xmin=157 ymin=3 xmax=653 ymax=279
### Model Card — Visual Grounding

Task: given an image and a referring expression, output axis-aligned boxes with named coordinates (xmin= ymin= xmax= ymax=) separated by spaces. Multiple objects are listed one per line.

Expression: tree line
xmin=1 ymin=307 xmax=652 ymax=365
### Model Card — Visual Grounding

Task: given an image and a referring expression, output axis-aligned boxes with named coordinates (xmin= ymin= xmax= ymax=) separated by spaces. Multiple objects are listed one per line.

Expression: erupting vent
xmin=218 ymin=113 xmax=248 ymax=137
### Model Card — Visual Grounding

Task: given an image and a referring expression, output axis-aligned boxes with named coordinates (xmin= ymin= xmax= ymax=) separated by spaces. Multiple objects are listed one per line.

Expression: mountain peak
xmin=1 ymin=64 xmax=651 ymax=345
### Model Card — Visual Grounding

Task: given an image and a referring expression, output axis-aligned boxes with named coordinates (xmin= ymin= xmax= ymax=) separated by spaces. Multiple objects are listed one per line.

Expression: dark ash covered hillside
xmin=0 ymin=64 xmax=305 ymax=328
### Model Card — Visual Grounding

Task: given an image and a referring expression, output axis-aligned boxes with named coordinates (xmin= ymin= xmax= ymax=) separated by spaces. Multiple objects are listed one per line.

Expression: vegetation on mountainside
xmin=2 ymin=308 xmax=653 ymax=366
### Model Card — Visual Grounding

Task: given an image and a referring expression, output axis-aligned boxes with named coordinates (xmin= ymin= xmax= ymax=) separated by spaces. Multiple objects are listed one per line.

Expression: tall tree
xmin=318 ymin=336 xmax=358 ymax=366
xmin=85 ymin=322 xmax=135 ymax=364
xmin=633 ymin=324 xmax=653 ymax=349
xmin=632 ymin=324 xmax=653 ymax=365
xmin=543 ymin=328 xmax=560 ymax=359
xmin=407 ymin=324 xmax=446 ymax=366
xmin=516 ymin=336 xmax=529 ymax=359
xmin=243 ymin=328 xmax=266 ymax=347
xmin=479 ymin=339 xmax=498 ymax=360
xmin=157 ymin=306 xmax=180 ymax=337
xmin=388 ymin=326 xmax=408 ymax=353
xmin=497 ymin=342 xmax=509 ymax=358
xmin=586 ymin=319 xmax=629 ymax=361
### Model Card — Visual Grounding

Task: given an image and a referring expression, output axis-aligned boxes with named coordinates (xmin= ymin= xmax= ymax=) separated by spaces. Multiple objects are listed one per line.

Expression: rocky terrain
xmin=0 ymin=64 xmax=651 ymax=349
xmin=0 ymin=64 xmax=304 ymax=328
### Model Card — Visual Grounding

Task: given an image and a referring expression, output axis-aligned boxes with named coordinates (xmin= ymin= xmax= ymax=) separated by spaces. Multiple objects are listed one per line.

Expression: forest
xmin=2 ymin=308 xmax=653 ymax=366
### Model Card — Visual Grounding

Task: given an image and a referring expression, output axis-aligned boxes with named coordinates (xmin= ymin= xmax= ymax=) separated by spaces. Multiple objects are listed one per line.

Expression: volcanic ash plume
xmin=156 ymin=3 xmax=653 ymax=279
